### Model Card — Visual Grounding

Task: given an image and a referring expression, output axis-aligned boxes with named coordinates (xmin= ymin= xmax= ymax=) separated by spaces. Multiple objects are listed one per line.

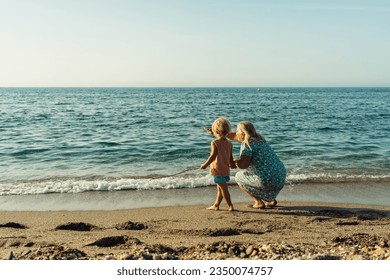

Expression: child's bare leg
xmin=207 ymin=187 xmax=223 ymax=210
xmin=218 ymin=183 xmax=234 ymax=211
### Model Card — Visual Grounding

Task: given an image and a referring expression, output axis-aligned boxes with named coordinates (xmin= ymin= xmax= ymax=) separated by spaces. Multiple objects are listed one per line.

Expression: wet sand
xmin=1 ymin=201 xmax=390 ymax=260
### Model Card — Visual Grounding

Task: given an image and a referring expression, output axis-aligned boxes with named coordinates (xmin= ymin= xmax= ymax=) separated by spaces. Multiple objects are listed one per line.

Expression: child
xmin=200 ymin=118 xmax=235 ymax=211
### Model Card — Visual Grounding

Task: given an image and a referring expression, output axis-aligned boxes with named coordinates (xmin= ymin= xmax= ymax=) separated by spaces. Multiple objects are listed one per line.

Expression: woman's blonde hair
xmin=212 ymin=117 xmax=232 ymax=137
xmin=237 ymin=121 xmax=265 ymax=146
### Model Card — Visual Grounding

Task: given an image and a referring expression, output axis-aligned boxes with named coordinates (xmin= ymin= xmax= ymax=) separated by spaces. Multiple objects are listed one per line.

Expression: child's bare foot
xmin=228 ymin=207 xmax=235 ymax=211
xmin=207 ymin=205 xmax=219 ymax=211
xmin=265 ymin=200 xmax=277 ymax=208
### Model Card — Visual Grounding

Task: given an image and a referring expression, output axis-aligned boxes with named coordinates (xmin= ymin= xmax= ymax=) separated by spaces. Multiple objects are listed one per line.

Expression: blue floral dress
xmin=235 ymin=140 xmax=286 ymax=202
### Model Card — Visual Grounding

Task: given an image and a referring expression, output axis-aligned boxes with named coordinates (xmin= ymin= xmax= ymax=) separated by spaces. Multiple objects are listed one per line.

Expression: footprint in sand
xmin=0 ymin=222 xmax=28 ymax=229
xmin=115 ymin=221 xmax=148 ymax=230
xmin=335 ymin=221 xmax=360 ymax=226
xmin=356 ymin=210 xmax=387 ymax=220
xmin=314 ymin=209 xmax=355 ymax=218
xmin=86 ymin=236 xmax=142 ymax=247
xmin=55 ymin=222 xmax=98 ymax=231
xmin=208 ymin=228 xmax=240 ymax=237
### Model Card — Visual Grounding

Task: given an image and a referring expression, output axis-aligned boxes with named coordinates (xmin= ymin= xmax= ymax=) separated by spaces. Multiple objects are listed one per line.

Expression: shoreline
xmin=1 ymin=201 xmax=389 ymax=260
xmin=1 ymin=182 xmax=389 ymax=211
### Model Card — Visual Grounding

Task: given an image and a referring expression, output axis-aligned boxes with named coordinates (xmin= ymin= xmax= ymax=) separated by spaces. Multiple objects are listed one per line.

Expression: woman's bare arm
xmin=234 ymin=155 xmax=251 ymax=169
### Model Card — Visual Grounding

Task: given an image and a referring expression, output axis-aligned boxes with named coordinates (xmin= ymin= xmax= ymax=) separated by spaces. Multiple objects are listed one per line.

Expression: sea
xmin=0 ymin=87 xmax=389 ymax=210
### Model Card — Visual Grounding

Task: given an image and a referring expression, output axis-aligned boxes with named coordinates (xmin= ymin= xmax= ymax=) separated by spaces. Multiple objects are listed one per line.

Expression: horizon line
xmin=1 ymin=86 xmax=390 ymax=89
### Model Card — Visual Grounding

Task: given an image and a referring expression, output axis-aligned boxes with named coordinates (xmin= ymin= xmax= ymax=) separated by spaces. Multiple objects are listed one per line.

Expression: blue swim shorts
xmin=213 ymin=176 xmax=230 ymax=184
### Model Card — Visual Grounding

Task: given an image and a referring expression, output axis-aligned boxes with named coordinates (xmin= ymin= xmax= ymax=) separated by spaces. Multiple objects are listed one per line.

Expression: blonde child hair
xmin=237 ymin=121 xmax=266 ymax=147
xmin=212 ymin=118 xmax=232 ymax=137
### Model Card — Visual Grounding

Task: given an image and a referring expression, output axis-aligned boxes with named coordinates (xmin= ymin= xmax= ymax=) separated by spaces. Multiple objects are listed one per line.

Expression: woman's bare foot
xmin=207 ymin=205 xmax=219 ymax=210
xmin=265 ymin=200 xmax=277 ymax=208
xmin=252 ymin=200 xmax=265 ymax=209
xmin=228 ymin=206 xmax=235 ymax=211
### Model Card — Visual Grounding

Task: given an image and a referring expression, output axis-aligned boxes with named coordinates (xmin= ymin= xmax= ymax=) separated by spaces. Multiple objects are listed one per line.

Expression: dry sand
xmin=1 ymin=201 xmax=389 ymax=260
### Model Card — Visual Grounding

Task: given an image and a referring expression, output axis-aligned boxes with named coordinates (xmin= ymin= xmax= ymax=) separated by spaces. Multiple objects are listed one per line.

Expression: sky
xmin=0 ymin=0 xmax=389 ymax=87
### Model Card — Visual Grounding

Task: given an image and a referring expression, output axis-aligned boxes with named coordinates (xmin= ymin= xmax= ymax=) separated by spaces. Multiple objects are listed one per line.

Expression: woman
xmin=227 ymin=121 xmax=287 ymax=209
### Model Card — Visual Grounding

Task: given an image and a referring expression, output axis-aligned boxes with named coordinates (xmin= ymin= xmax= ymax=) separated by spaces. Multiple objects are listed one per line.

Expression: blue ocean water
xmin=0 ymin=87 xmax=389 ymax=202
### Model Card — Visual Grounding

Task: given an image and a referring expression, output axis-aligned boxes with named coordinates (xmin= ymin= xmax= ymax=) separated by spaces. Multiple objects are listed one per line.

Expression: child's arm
xmin=226 ymin=131 xmax=241 ymax=142
xmin=204 ymin=127 xmax=213 ymax=135
xmin=200 ymin=141 xmax=218 ymax=169
xmin=205 ymin=128 xmax=239 ymax=142
xmin=229 ymin=146 xmax=236 ymax=169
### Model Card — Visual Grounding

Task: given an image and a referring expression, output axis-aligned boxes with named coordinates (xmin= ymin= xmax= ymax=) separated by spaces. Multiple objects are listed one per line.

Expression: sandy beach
xmin=1 ymin=201 xmax=389 ymax=260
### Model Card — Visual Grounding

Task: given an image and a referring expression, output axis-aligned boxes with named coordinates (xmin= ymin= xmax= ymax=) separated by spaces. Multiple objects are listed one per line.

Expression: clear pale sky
xmin=1 ymin=0 xmax=389 ymax=87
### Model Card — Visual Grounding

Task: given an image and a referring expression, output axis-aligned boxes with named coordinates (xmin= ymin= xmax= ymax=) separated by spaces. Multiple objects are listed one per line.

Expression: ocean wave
xmin=0 ymin=173 xmax=389 ymax=196
xmin=287 ymin=173 xmax=390 ymax=184
xmin=0 ymin=175 xmax=214 ymax=196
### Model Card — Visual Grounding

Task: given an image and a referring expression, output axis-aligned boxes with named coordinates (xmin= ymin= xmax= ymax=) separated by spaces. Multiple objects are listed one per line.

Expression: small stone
xmin=371 ymin=248 xmax=385 ymax=256
xmin=20 ymin=250 xmax=32 ymax=258
xmin=351 ymin=255 xmax=363 ymax=260
xmin=10 ymin=241 xmax=21 ymax=247
xmin=6 ymin=251 xmax=15 ymax=260
xmin=67 ymin=253 xmax=77 ymax=260
xmin=161 ymin=253 xmax=169 ymax=260
xmin=250 ymin=250 xmax=258 ymax=257
xmin=142 ymin=253 xmax=153 ymax=260
xmin=228 ymin=247 xmax=235 ymax=256
xmin=240 ymin=252 xmax=246 ymax=258
xmin=24 ymin=242 xmax=34 ymax=247
xmin=361 ymin=247 xmax=369 ymax=253
xmin=245 ymin=245 xmax=254 ymax=256
xmin=119 ymin=254 xmax=128 ymax=260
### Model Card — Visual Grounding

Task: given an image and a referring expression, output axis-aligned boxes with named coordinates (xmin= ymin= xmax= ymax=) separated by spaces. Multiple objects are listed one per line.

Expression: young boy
xmin=200 ymin=118 xmax=235 ymax=211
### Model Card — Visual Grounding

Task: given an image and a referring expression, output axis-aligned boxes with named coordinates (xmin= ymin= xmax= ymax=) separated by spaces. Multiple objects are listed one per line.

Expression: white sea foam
xmin=1 ymin=172 xmax=389 ymax=196
xmin=0 ymin=175 xmax=216 ymax=196
xmin=288 ymin=173 xmax=390 ymax=184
